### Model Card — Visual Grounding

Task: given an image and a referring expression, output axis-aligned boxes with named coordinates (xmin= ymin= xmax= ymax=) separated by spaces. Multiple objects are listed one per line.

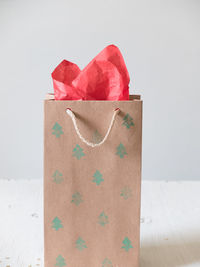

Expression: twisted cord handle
xmin=66 ymin=108 xmax=120 ymax=147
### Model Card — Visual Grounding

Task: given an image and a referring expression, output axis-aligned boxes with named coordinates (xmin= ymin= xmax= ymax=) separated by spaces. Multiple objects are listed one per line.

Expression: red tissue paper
xmin=51 ymin=45 xmax=130 ymax=100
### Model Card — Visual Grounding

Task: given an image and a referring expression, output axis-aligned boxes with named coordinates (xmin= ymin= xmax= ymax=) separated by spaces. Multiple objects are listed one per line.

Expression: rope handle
xmin=66 ymin=108 xmax=120 ymax=147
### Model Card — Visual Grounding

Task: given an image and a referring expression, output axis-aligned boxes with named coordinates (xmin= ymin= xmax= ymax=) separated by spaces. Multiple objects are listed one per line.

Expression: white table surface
xmin=0 ymin=180 xmax=199 ymax=267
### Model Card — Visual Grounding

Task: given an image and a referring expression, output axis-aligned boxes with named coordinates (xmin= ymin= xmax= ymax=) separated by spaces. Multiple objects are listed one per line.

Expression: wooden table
xmin=0 ymin=180 xmax=199 ymax=267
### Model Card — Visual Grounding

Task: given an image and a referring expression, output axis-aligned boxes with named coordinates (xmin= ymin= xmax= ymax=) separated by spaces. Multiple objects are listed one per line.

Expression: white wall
xmin=0 ymin=0 xmax=199 ymax=180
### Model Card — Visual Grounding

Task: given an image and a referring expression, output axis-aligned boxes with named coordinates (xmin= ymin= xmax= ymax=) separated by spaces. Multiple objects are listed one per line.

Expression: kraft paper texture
xmin=44 ymin=95 xmax=142 ymax=267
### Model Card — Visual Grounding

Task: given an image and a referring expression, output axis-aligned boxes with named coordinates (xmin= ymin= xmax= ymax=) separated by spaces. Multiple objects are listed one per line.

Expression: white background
xmin=0 ymin=0 xmax=199 ymax=180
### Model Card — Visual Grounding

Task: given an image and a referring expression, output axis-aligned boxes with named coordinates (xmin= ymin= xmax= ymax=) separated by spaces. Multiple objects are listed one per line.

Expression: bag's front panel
xmin=44 ymin=99 xmax=142 ymax=267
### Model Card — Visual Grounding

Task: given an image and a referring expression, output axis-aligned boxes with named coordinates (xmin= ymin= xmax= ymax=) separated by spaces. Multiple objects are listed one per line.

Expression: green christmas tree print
xmin=102 ymin=258 xmax=113 ymax=267
xmin=52 ymin=217 xmax=63 ymax=231
xmin=122 ymin=113 xmax=134 ymax=129
xmin=55 ymin=255 xmax=66 ymax=267
xmin=92 ymin=130 xmax=102 ymax=144
xmin=121 ymin=237 xmax=133 ymax=252
xmin=116 ymin=143 xmax=127 ymax=158
xmin=93 ymin=170 xmax=104 ymax=186
xmin=72 ymin=144 xmax=85 ymax=160
xmin=71 ymin=192 xmax=83 ymax=206
xmin=75 ymin=237 xmax=87 ymax=251
xmin=52 ymin=170 xmax=63 ymax=184
xmin=120 ymin=186 xmax=132 ymax=200
xmin=98 ymin=211 xmax=109 ymax=226
xmin=52 ymin=122 xmax=64 ymax=138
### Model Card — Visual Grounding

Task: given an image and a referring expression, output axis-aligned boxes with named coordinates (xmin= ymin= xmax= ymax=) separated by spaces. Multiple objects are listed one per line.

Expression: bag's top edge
xmin=45 ymin=93 xmax=142 ymax=101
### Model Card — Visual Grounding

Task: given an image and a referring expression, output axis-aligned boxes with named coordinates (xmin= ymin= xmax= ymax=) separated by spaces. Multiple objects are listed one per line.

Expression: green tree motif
xmin=52 ymin=217 xmax=63 ymax=231
xmin=121 ymin=237 xmax=133 ymax=252
xmin=71 ymin=192 xmax=83 ymax=206
xmin=116 ymin=143 xmax=127 ymax=158
xmin=52 ymin=170 xmax=63 ymax=184
xmin=55 ymin=255 xmax=66 ymax=267
xmin=102 ymin=258 xmax=113 ymax=267
xmin=72 ymin=144 xmax=85 ymax=160
xmin=93 ymin=170 xmax=104 ymax=185
xmin=98 ymin=211 xmax=109 ymax=226
xmin=75 ymin=237 xmax=87 ymax=251
xmin=120 ymin=186 xmax=132 ymax=200
xmin=92 ymin=130 xmax=102 ymax=144
xmin=122 ymin=113 xmax=134 ymax=129
xmin=52 ymin=122 xmax=64 ymax=138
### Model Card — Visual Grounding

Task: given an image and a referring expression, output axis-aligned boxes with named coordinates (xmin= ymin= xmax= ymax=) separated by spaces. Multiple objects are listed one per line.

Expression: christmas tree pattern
xmin=102 ymin=258 xmax=113 ymax=267
xmin=72 ymin=144 xmax=85 ymax=160
xmin=121 ymin=237 xmax=133 ymax=252
xmin=52 ymin=122 xmax=64 ymax=138
xmin=92 ymin=130 xmax=102 ymax=144
xmin=52 ymin=170 xmax=63 ymax=184
xmin=92 ymin=170 xmax=104 ymax=186
xmin=52 ymin=216 xmax=63 ymax=231
xmin=116 ymin=143 xmax=127 ymax=158
xmin=55 ymin=255 xmax=66 ymax=267
xmin=71 ymin=192 xmax=83 ymax=206
xmin=98 ymin=211 xmax=109 ymax=226
xmin=120 ymin=186 xmax=132 ymax=200
xmin=75 ymin=237 xmax=87 ymax=251
xmin=122 ymin=113 xmax=134 ymax=129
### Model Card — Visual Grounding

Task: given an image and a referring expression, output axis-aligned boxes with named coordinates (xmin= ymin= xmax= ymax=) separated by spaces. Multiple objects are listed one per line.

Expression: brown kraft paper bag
xmin=44 ymin=94 xmax=142 ymax=267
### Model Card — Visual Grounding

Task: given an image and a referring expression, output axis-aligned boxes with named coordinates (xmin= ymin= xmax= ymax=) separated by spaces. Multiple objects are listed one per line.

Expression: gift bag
xmin=44 ymin=94 xmax=142 ymax=267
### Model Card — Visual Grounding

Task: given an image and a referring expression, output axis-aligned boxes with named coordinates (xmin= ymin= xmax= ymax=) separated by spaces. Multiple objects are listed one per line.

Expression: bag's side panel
xmin=44 ymin=99 xmax=142 ymax=267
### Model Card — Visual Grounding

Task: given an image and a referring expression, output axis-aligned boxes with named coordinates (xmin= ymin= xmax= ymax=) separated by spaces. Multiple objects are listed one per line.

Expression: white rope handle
xmin=66 ymin=108 xmax=120 ymax=147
